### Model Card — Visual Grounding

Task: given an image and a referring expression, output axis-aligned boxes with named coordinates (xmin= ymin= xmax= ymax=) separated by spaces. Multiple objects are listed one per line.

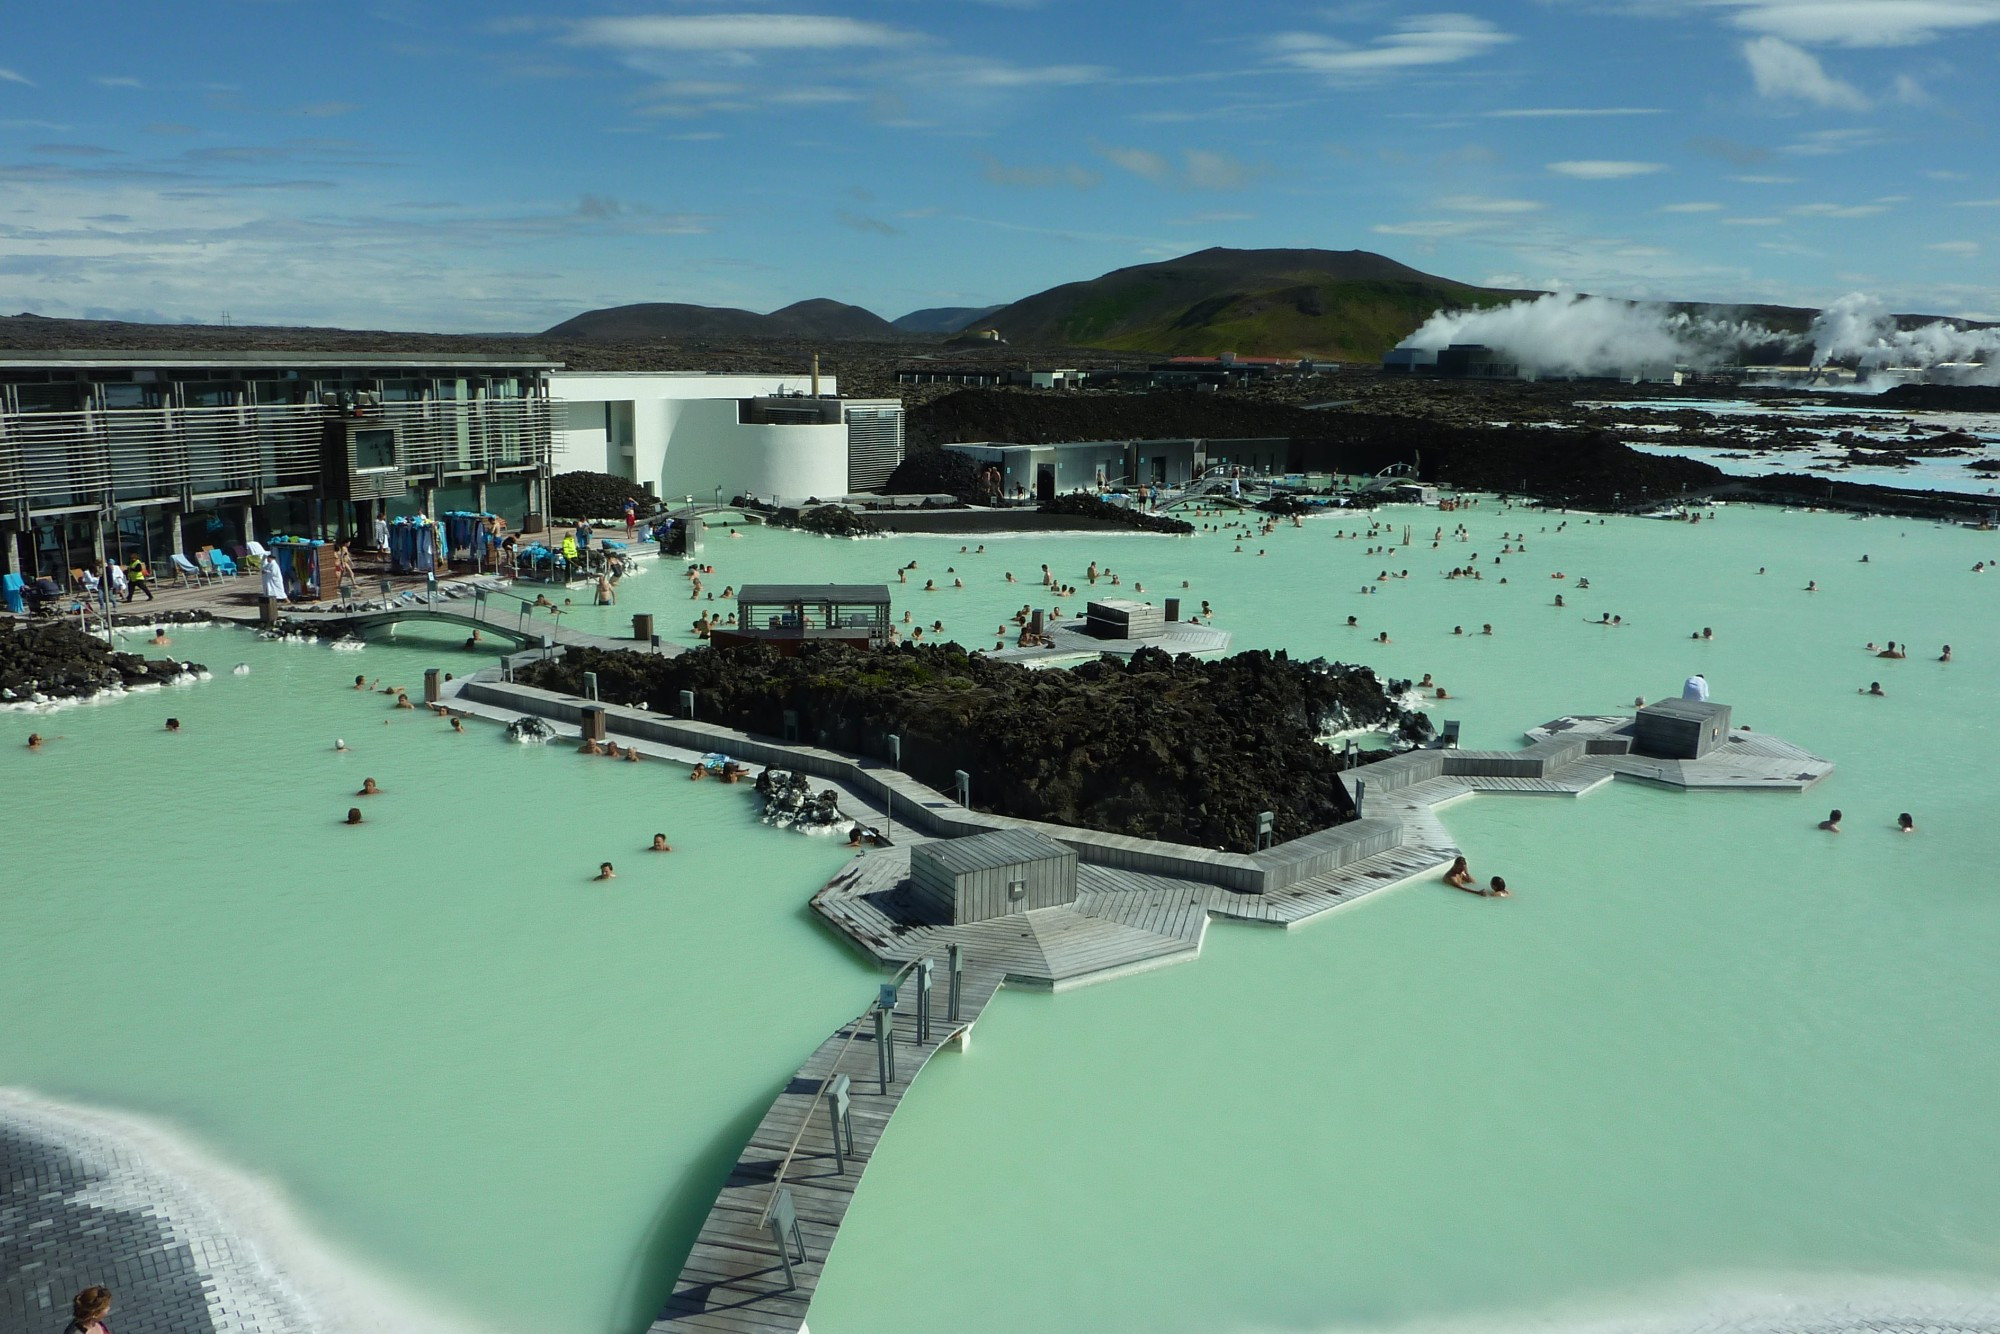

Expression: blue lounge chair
xmin=209 ymin=549 xmax=239 ymax=577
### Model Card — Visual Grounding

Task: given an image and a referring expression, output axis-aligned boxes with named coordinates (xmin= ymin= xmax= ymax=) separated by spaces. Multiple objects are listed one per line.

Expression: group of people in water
xmin=1818 ymin=809 xmax=1917 ymax=834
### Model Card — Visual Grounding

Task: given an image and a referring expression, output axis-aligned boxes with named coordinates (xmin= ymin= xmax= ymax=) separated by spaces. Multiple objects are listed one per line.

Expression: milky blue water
xmin=6 ymin=500 xmax=1999 ymax=1333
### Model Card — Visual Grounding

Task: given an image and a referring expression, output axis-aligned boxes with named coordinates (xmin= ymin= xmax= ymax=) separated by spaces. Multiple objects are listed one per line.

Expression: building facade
xmin=548 ymin=372 xmax=904 ymax=503
xmin=0 ymin=352 xmax=556 ymax=578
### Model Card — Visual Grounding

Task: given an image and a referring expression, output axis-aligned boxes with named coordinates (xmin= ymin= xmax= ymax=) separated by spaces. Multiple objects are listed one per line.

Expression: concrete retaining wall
xmin=456 ymin=678 xmax=1408 ymax=895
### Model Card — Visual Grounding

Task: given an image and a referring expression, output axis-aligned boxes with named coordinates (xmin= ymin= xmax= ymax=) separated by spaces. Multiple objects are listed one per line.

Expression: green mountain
xmin=544 ymin=298 xmax=898 ymax=341
xmin=980 ymin=248 xmax=1534 ymax=359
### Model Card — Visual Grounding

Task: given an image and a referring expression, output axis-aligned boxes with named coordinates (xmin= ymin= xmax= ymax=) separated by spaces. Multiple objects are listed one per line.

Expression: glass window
xmin=353 ymin=428 xmax=397 ymax=471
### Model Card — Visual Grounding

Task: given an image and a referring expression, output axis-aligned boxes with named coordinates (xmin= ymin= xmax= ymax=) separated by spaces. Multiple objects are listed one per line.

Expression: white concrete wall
xmin=657 ymin=399 xmax=850 ymax=502
xmin=548 ymin=372 xmax=844 ymax=501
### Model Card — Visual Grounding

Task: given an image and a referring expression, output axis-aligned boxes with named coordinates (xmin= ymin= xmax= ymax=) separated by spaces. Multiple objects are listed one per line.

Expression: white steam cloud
xmin=1809 ymin=291 xmax=2000 ymax=383
xmin=1399 ymin=293 xmax=1795 ymax=377
xmin=1399 ymin=291 xmax=1999 ymax=384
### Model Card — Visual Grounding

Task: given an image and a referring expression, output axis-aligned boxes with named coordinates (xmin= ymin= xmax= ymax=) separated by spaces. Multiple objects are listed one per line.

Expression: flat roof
xmin=0 ymin=350 xmax=565 ymax=370
xmin=737 ymin=583 xmax=892 ymax=603
xmin=914 ymin=828 xmax=1073 ymax=874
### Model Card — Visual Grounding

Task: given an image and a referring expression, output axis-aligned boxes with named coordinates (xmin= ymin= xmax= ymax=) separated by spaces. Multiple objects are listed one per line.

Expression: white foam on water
xmin=1244 ymin=1273 xmax=2000 ymax=1334
xmin=0 ymin=1088 xmax=490 ymax=1334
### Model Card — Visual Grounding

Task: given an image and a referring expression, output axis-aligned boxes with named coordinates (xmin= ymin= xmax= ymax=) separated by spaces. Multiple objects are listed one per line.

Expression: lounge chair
xmin=195 ymin=550 xmax=219 ymax=580
xmin=169 ymin=553 xmax=208 ymax=587
xmin=209 ymin=549 xmax=240 ymax=577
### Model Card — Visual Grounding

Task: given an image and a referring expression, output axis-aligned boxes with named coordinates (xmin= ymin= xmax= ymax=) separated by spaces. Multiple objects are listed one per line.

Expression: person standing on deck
xmin=1683 ymin=674 xmax=1709 ymax=702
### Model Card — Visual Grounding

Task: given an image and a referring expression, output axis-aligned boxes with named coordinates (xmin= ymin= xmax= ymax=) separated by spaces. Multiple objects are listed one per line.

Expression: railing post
xmin=824 ymin=1073 xmax=853 ymax=1175
xmin=875 ymin=983 xmax=897 ymax=1093
xmin=944 ymin=940 xmax=960 ymax=1024
xmin=679 ymin=689 xmax=695 ymax=719
xmin=915 ymin=958 xmax=934 ymax=1044
xmin=767 ymin=1186 xmax=805 ymax=1290
xmin=1354 ymin=778 xmax=1366 ymax=816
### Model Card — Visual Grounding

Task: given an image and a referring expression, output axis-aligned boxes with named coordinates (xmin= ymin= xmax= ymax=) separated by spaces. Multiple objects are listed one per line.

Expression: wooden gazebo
xmin=710 ymin=583 xmax=893 ymax=654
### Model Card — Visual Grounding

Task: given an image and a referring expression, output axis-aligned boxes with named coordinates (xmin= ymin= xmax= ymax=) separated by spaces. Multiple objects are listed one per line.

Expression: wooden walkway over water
xmin=433 ymin=668 xmax=1834 ymax=1334
xmin=652 ymin=960 xmax=1007 ymax=1334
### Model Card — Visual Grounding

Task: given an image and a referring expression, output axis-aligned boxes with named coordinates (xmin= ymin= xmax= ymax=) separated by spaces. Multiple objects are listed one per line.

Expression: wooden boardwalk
xmin=652 ymin=961 xmax=1007 ymax=1334
xmin=437 ymin=667 xmax=1835 ymax=1334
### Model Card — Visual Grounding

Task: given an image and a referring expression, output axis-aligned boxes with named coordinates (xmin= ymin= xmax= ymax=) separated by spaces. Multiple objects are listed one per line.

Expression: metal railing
xmin=0 ymin=397 xmax=554 ymax=508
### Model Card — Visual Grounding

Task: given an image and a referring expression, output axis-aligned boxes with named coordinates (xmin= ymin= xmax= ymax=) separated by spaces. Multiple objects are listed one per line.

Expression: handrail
xmin=756 ymin=957 xmax=925 ymax=1226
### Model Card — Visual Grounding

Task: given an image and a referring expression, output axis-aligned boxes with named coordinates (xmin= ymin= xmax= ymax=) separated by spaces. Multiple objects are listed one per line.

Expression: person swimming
xmin=1940 ymin=645 xmax=1953 ymax=661
xmin=1486 ymin=876 xmax=1510 ymax=898
xmin=1897 ymin=812 xmax=1915 ymax=833
xmin=1862 ymin=681 xmax=1885 ymax=696
xmin=1819 ymin=809 xmax=1843 ymax=832
xmin=344 ymin=807 xmax=364 ymax=825
xmin=1443 ymin=856 xmax=1475 ymax=890
xmin=357 ymin=777 xmax=381 ymax=796
xmin=25 ymin=732 xmax=42 ymax=750
xmin=650 ymin=833 xmax=673 ymax=852
xmin=595 ymin=862 xmax=616 ymax=881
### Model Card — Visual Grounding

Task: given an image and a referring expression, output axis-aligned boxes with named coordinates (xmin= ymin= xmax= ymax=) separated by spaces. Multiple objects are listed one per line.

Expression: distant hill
xmin=978 ymin=248 xmax=1535 ymax=360
xmin=892 ymin=305 xmax=1004 ymax=334
xmin=544 ymin=298 xmax=899 ymax=341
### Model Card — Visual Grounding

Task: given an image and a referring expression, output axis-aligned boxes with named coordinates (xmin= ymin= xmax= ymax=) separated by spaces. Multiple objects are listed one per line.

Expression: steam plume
xmin=1400 ymin=291 xmax=1998 ymax=384
xmin=1398 ymin=293 xmax=1796 ymax=377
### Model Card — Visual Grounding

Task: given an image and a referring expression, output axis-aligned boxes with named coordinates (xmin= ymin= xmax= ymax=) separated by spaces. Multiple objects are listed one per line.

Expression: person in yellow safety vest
xmin=560 ymin=534 xmax=578 ymax=562
xmin=125 ymin=556 xmax=155 ymax=602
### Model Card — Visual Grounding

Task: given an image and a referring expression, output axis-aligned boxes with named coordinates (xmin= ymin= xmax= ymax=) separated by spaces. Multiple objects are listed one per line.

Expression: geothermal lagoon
xmin=6 ymin=500 xmax=2000 ymax=1334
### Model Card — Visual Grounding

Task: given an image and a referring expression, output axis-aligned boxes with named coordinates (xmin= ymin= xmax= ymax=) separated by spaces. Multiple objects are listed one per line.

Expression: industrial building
xmin=549 ymin=371 xmax=904 ymax=503
xmin=941 ymin=436 xmax=1290 ymax=499
xmin=0 ymin=351 xmax=557 ymax=578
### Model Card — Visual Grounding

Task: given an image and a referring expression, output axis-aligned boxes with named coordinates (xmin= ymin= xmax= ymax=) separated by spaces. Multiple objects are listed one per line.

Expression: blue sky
xmin=0 ymin=1 xmax=1994 ymax=330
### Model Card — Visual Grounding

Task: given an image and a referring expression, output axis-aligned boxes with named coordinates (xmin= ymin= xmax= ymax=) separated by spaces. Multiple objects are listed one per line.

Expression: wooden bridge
xmin=272 ymin=591 xmax=672 ymax=657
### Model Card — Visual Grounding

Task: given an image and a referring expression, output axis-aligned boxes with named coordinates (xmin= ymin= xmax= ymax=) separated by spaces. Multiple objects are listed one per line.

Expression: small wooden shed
xmin=1634 ymin=698 xmax=1732 ymax=759
xmin=1085 ymin=598 xmax=1164 ymax=640
xmin=909 ymin=829 xmax=1078 ymax=925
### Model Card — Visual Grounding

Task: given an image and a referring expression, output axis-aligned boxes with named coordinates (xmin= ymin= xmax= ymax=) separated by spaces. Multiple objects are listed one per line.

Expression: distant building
xmin=0 ymin=350 xmax=556 ymax=578
xmin=549 ymin=371 xmax=903 ymax=504
xmin=942 ymin=436 xmax=1288 ymax=499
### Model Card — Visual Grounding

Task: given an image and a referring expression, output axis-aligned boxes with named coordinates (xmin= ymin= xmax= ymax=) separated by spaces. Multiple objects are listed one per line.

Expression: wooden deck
xmin=439 ymin=667 xmax=1835 ymax=1334
xmin=651 ymin=960 xmax=1007 ymax=1333
xmin=987 ymin=615 xmax=1231 ymax=663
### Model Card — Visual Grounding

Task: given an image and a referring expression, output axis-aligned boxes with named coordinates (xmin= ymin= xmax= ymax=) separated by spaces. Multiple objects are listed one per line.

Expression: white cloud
xmin=1437 ymin=195 xmax=1544 ymax=213
xmin=1371 ymin=219 xmax=1496 ymax=237
xmin=1741 ymin=36 xmax=1870 ymax=108
xmin=1721 ymin=215 xmax=1784 ymax=225
xmin=1094 ymin=144 xmax=1258 ymax=191
xmin=1928 ymin=240 xmax=1980 ymax=254
xmin=0 ymin=68 xmax=32 ymax=86
xmin=1481 ymin=106 xmax=1662 ymax=118
xmin=1546 ymin=160 xmax=1666 ymax=178
xmin=1098 ymin=144 xmax=1173 ymax=184
xmin=1184 ymin=149 xmax=1254 ymax=190
xmin=1169 ymin=211 xmax=1255 ymax=225
xmin=1784 ymin=127 xmax=1889 ymax=155
xmin=1954 ymin=197 xmax=2000 ymax=207
xmin=1791 ymin=201 xmax=1891 ymax=217
xmin=566 ymin=14 xmax=920 ymax=53
xmin=1708 ymin=0 xmax=2000 ymax=48
xmin=1730 ymin=173 xmax=1799 ymax=184
xmin=1660 ymin=201 xmax=1725 ymax=212
xmin=979 ymin=154 xmax=1099 ymax=190
xmin=1269 ymin=14 xmax=1513 ymax=76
